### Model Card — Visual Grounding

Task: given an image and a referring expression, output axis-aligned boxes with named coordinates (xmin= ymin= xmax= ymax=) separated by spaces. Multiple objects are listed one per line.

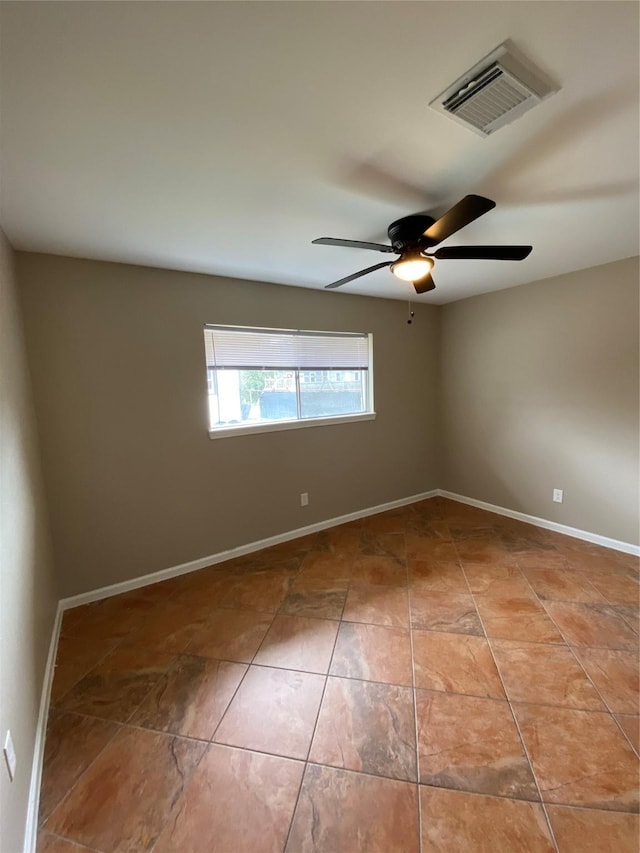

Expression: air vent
xmin=429 ymin=42 xmax=558 ymax=136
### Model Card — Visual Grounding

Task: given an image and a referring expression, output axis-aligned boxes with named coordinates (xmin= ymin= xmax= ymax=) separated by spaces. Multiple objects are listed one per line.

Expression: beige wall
xmin=0 ymin=233 xmax=58 ymax=851
xmin=16 ymin=253 xmax=441 ymax=597
xmin=440 ymin=256 xmax=640 ymax=546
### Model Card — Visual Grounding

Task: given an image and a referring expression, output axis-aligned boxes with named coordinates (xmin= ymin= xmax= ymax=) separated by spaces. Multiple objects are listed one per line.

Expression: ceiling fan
xmin=312 ymin=194 xmax=532 ymax=294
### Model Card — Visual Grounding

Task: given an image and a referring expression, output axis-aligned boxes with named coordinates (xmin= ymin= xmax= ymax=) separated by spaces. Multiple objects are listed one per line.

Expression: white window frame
xmin=204 ymin=325 xmax=375 ymax=439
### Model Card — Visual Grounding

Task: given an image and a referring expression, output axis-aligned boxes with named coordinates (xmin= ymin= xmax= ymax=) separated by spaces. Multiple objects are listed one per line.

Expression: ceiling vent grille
xmin=429 ymin=43 xmax=558 ymax=136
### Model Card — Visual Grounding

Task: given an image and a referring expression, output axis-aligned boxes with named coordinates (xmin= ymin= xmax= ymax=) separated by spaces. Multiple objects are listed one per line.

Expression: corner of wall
xmin=0 ymin=229 xmax=60 ymax=852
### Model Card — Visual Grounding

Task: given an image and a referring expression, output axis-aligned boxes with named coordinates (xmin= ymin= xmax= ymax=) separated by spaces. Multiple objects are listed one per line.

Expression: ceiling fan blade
xmin=413 ymin=272 xmax=436 ymax=294
xmin=325 ymin=261 xmax=393 ymax=290
xmin=313 ymin=237 xmax=396 ymax=253
xmin=433 ymin=245 xmax=533 ymax=261
xmin=423 ymin=195 xmax=496 ymax=246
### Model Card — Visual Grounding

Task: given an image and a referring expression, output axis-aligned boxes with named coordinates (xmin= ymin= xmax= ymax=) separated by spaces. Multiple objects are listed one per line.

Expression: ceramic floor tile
xmin=39 ymin=711 xmax=119 ymax=824
xmin=514 ymin=550 xmax=572 ymax=571
xmin=462 ymin=564 xmax=537 ymax=598
xmin=330 ymin=622 xmax=413 ymax=686
xmin=218 ymin=549 xmax=271 ymax=572
xmin=546 ymin=805 xmax=640 ymax=853
xmin=238 ymin=552 xmax=305 ymax=576
xmin=219 ymin=570 xmax=292 ymax=612
xmin=255 ymin=545 xmax=313 ymax=569
xmin=359 ymin=531 xmax=406 ymax=561
xmin=45 ymin=726 xmax=204 ymax=851
xmin=475 ymin=596 xmax=564 ymax=644
xmin=454 ymin=539 xmax=517 ymax=565
xmin=59 ymin=606 xmax=91 ymax=638
xmin=615 ymin=604 xmax=640 ymax=634
xmin=58 ymin=645 xmax=175 ymax=723
xmin=409 ymin=590 xmax=483 ymax=635
xmin=153 ymin=744 xmax=303 ymax=853
xmin=309 ymin=676 xmax=416 ymax=781
xmin=544 ymin=602 xmax=639 ymax=650
xmin=253 ymin=614 xmax=339 ymax=674
xmin=342 ymin=581 xmax=409 ymax=628
xmin=412 ymin=631 xmax=505 ymax=699
xmin=59 ymin=595 xmax=158 ymax=645
xmin=520 ymin=566 xmax=606 ymax=603
xmin=580 ymin=571 xmax=640 ymax=606
xmin=406 ymin=533 xmax=458 ymax=563
xmin=164 ymin=566 xmax=236 ymax=600
xmin=405 ymin=517 xmax=452 ymax=539
xmin=285 ymin=763 xmax=419 ymax=852
xmin=49 ymin=635 xmax=120 ymax=705
xmin=118 ymin=580 xmax=186 ymax=603
xmin=314 ymin=526 xmax=362 ymax=558
xmin=566 ymin=553 xmax=638 ymax=578
xmin=130 ymin=655 xmax=246 ymax=739
xmin=279 ymin=576 xmax=348 ymax=620
xmin=122 ymin=596 xmax=215 ymax=655
xmin=416 ymin=690 xmax=538 ymax=800
xmin=185 ymin=608 xmax=273 ymax=663
xmin=350 ymin=555 xmax=407 ymax=586
xmin=361 ymin=509 xmax=407 ymax=534
xmin=513 ymin=702 xmax=639 ymax=811
xmin=615 ymin=715 xmax=640 ymax=754
xmin=491 ymin=639 xmax=605 ymax=710
xmin=408 ymin=560 xmax=469 ymax=594
xmin=571 ymin=647 xmax=639 ymax=714
xmin=213 ymin=665 xmax=325 ymax=759
xmin=260 ymin=534 xmax=319 ymax=559
xmin=296 ymin=552 xmax=355 ymax=582
xmin=501 ymin=533 xmax=557 ymax=556
xmin=419 ymin=786 xmax=555 ymax=852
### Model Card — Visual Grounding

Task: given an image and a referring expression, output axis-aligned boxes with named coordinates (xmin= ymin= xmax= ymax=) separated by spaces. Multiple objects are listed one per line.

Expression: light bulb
xmin=391 ymin=256 xmax=434 ymax=282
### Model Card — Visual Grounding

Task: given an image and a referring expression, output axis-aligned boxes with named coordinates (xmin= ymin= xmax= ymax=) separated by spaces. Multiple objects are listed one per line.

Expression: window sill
xmin=208 ymin=411 xmax=376 ymax=439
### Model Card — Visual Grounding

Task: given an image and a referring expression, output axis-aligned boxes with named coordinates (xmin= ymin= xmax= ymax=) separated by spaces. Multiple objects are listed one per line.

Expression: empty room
xmin=0 ymin=2 xmax=638 ymax=852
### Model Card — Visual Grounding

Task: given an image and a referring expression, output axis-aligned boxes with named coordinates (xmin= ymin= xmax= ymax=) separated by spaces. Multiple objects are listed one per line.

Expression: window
xmin=204 ymin=325 xmax=374 ymax=437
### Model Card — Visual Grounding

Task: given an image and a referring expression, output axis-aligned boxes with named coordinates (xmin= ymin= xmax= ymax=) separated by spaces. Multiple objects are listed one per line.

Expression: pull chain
xmin=407 ymin=300 xmax=415 ymax=325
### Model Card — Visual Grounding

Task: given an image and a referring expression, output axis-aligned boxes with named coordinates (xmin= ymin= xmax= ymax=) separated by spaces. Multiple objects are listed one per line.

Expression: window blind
xmin=204 ymin=325 xmax=370 ymax=370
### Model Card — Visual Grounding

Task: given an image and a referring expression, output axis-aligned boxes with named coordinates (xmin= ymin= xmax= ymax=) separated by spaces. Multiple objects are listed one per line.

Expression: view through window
xmin=204 ymin=325 xmax=373 ymax=433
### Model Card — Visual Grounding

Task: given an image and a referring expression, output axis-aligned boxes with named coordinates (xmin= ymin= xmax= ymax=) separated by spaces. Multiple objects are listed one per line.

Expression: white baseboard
xmin=59 ymin=489 xmax=440 ymax=611
xmin=23 ymin=603 xmax=63 ymax=853
xmin=438 ymin=490 xmax=640 ymax=557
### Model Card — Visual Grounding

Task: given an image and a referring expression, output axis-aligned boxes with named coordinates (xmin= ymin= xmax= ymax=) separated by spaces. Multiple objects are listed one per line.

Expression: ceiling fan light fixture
xmin=391 ymin=255 xmax=434 ymax=282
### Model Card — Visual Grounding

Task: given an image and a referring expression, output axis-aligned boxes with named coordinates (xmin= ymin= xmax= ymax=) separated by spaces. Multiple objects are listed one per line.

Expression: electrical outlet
xmin=4 ymin=730 xmax=16 ymax=782
xmin=553 ymin=488 xmax=563 ymax=503
xmin=300 ymin=492 xmax=309 ymax=507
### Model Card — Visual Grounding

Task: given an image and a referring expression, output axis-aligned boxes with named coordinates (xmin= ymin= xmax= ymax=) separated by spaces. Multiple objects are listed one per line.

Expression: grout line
xmin=483 ymin=630 xmax=562 ymax=852
xmin=147 ymin=732 xmax=212 ymax=852
xmin=405 ymin=537 xmax=423 ymax=853
xmin=37 ymin=715 xmax=122 ymax=838
xmin=150 ymin=555 xmax=314 ymax=853
xmin=454 ymin=539 xmax=561 ymax=853
xmin=282 ymin=546 xmax=354 ymax=853
xmin=38 ymin=829 xmax=107 ymax=853
xmin=609 ymin=715 xmax=640 ymax=758
xmin=534 ymin=600 xmax=640 ymax=756
xmin=206 ymin=603 xmax=281 ymax=745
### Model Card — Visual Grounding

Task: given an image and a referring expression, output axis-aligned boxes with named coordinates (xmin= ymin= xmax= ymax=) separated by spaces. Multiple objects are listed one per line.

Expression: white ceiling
xmin=1 ymin=1 xmax=638 ymax=303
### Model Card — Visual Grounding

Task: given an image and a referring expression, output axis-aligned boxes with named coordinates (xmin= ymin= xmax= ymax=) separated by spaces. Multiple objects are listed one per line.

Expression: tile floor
xmin=37 ymin=498 xmax=639 ymax=852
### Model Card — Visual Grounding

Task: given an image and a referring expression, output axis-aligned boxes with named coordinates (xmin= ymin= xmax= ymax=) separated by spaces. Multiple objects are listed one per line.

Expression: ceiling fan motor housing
xmin=387 ymin=215 xmax=435 ymax=252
